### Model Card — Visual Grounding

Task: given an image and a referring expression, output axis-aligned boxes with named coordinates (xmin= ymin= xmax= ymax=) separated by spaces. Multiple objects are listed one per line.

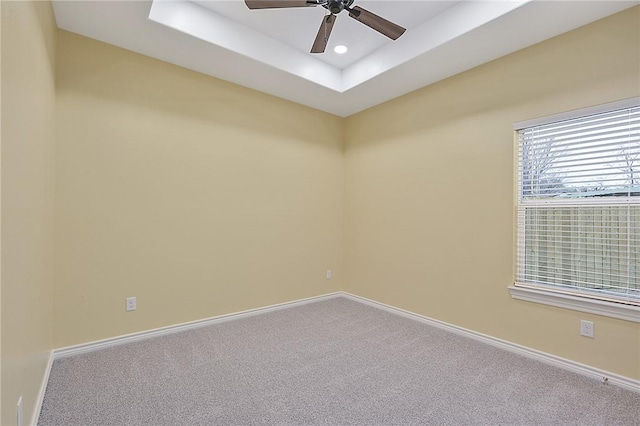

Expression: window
xmin=511 ymin=99 xmax=639 ymax=321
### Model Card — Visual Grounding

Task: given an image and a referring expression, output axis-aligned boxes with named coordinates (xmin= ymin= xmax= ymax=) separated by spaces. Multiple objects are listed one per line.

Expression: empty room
xmin=1 ymin=0 xmax=639 ymax=424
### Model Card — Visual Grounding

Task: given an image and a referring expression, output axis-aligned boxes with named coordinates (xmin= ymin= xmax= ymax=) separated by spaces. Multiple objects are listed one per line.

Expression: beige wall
xmin=1 ymin=1 xmax=57 ymax=425
xmin=54 ymin=31 xmax=344 ymax=348
xmin=344 ymin=7 xmax=640 ymax=379
xmin=2 ymin=5 xmax=638 ymax=424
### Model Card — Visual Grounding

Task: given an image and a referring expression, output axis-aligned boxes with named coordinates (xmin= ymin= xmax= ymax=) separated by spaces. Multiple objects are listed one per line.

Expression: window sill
xmin=508 ymin=285 xmax=640 ymax=323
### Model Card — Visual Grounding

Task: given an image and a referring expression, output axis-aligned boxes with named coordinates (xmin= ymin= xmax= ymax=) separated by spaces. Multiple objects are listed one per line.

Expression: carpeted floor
xmin=39 ymin=296 xmax=639 ymax=425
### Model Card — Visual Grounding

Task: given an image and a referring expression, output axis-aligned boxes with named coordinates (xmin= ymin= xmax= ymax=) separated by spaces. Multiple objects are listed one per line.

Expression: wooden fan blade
xmin=245 ymin=0 xmax=315 ymax=9
xmin=348 ymin=6 xmax=405 ymax=40
xmin=311 ymin=14 xmax=336 ymax=54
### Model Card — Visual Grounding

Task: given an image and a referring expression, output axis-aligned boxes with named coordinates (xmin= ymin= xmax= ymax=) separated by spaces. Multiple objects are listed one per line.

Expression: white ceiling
xmin=52 ymin=0 xmax=638 ymax=117
xmin=194 ymin=1 xmax=458 ymax=69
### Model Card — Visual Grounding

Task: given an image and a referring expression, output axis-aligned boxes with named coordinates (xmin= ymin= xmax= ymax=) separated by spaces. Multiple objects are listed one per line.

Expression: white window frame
xmin=509 ymin=98 xmax=640 ymax=323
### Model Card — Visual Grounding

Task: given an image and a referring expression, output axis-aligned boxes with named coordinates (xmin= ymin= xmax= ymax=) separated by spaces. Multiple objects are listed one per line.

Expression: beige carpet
xmin=39 ymin=296 xmax=639 ymax=425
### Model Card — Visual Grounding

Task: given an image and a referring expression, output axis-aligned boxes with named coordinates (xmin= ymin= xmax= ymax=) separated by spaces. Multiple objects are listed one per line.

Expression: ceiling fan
xmin=244 ymin=0 xmax=406 ymax=54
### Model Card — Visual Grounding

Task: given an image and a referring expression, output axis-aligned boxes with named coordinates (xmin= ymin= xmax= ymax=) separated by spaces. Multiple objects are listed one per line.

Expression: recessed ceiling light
xmin=334 ymin=45 xmax=348 ymax=54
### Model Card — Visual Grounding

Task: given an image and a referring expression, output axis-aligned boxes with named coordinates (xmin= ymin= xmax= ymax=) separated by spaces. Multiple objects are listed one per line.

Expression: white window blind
xmin=516 ymin=103 xmax=639 ymax=306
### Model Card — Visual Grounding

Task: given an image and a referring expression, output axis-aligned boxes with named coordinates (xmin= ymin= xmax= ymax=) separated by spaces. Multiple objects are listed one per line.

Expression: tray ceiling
xmin=52 ymin=0 xmax=638 ymax=117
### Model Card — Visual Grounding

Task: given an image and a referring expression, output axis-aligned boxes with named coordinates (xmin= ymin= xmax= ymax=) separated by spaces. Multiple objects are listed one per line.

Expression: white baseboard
xmin=31 ymin=350 xmax=53 ymax=426
xmin=340 ymin=292 xmax=640 ymax=393
xmin=54 ymin=292 xmax=342 ymax=359
xmin=49 ymin=290 xmax=638 ymax=395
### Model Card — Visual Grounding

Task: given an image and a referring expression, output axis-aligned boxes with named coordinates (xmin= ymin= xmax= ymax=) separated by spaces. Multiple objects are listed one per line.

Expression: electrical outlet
xmin=580 ymin=320 xmax=594 ymax=338
xmin=326 ymin=269 xmax=333 ymax=279
xmin=126 ymin=297 xmax=136 ymax=312
xmin=17 ymin=396 xmax=23 ymax=426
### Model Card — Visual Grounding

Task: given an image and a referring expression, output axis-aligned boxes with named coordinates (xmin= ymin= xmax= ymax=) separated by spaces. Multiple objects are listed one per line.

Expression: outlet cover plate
xmin=580 ymin=320 xmax=594 ymax=338
xmin=126 ymin=297 xmax=137 ymax=312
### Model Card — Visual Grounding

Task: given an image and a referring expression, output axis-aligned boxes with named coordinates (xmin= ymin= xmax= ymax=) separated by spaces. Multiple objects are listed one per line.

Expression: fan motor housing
xmin=327 ymin=0 xmax=353 ymax=15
